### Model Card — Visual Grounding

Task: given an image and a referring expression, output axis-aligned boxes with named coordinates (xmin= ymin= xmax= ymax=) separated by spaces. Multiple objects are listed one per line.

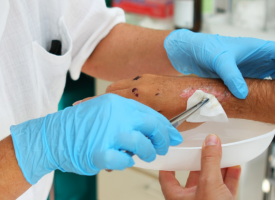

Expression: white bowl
xmin=134 ymin=119 xmax=275 ymax=171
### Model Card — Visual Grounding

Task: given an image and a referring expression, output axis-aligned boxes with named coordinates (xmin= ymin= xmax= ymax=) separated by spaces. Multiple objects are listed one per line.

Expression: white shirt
xmin=0 ymin=0 xmax=125 ymax=199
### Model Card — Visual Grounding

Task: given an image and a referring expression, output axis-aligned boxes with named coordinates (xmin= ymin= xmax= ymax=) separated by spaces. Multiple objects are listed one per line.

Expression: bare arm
xmin=105 ymin=74 xmax=275 ymax=126
xmin=0 ymin=136 xmax=31 ymax=200
xmin=81 ymin=23 xmax=180 ymax=81
xmin=224 ymin=78 xmax=275 ymax=123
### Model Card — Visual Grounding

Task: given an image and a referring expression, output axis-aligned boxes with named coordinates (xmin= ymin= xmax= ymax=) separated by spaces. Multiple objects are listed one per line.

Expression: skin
xmin=159 ymin=134 xmax=241 ymax=200
xmin=102 ymin=74 xmax=275 ymax=128
xmin=0 ymin=137 xmax=31 ymax=199
xmin=81 ymin=23 xmax=180 ymax=81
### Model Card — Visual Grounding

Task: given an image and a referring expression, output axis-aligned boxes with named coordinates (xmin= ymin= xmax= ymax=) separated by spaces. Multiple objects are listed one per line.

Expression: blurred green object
xmin=202 ymin=0 xmax=215 ymax=15
xmin=105 ymin=0 xmax=112 ymax=7
xmin=50 ymin=73 xmax=97 ymax=200
xmin=54 ymin=171 xmax=97 ymax=200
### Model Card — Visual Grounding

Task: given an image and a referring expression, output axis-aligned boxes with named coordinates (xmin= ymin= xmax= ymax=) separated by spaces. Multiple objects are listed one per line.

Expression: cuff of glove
xmin=164 ymin=29 xmax=195 ymax=75
xmin=10 ymin=129 xmax=33 ymax=184
xmin=10 ymin=117 xmax=58 ymax=185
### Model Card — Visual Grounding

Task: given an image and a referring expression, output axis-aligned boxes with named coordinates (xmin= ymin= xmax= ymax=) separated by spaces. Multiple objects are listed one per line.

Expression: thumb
xmin=200 ymin=134 xmax=223 ymax=183
xmin=214 ymin=53 xmax=248 ymax=99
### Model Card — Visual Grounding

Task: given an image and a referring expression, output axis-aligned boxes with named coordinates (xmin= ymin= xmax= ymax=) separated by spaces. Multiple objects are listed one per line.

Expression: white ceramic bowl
xmin=134 ymin=119 xmax=275 ymax=171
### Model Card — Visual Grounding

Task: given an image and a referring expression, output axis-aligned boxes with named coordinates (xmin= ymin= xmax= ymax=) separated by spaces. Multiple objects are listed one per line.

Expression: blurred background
xmin=49 ymin=0 xmax=275 ymax=200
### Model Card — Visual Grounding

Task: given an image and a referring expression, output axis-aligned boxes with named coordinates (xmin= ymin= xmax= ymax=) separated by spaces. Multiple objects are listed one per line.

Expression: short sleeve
xmin=64 ymin=0 xmax=125 ymax=80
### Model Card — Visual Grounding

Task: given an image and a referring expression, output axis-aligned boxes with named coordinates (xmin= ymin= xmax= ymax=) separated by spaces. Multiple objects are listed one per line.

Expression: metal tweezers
xmin=123 ymin=98 xmax=209 ymax=157
xmin=169 ymin=98 xmax=210 ymax=128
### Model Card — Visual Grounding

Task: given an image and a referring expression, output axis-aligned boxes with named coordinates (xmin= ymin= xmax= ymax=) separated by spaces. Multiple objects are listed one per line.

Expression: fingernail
xmin=73 ymin=100 xmax=82 ymax=106
xmin=204 ymin=134 xmax=218 ymax=146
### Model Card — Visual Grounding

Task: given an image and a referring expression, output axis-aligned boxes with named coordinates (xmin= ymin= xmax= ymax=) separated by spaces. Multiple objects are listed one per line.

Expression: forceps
xmin=169 ymin=98 xmax=210 ymax=128
xmin=124 ymin=98 xmax=209 ymax=157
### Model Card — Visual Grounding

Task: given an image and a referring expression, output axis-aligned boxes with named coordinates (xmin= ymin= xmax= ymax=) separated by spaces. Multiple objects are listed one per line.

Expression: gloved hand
xmin=11 ymin=94 xmax=182 ymax=185
xmin=165 ymin=29 xmax=275 ymax=99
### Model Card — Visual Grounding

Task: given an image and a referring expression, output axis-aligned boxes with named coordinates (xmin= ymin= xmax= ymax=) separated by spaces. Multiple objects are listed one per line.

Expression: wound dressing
xmin=186 ymin=90 xmax=228 ymax=123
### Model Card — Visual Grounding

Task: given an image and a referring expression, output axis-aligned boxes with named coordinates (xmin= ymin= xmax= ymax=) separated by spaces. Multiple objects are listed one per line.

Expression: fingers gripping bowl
xmin=133 ymin=119 xmax=275 ymax=171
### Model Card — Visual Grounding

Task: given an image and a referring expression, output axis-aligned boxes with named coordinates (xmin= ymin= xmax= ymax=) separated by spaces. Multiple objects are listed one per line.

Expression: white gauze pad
xmin=186 ymin=90 xmax=228 ymax=123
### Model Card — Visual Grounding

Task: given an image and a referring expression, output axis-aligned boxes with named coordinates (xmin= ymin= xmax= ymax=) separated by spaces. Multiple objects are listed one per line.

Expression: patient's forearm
xmin=181 ymin=78 xmax=275 ymax=124
xmin=106 ymin=75 xmax=275 ymax=124
xmin=224 ymin=79 xmax=274 ymax=123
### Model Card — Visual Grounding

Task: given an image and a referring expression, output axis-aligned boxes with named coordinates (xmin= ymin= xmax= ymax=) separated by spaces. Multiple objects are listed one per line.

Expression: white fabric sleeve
xmin=64 ymin=0 xmax=125 ymax=80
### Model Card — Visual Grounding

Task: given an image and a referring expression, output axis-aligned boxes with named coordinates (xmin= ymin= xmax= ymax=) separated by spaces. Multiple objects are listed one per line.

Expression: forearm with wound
xmin=180 ymin=77 xmax=275 ymax=124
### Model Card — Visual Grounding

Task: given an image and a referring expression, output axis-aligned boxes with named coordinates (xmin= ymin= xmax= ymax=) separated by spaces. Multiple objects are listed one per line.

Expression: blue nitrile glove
xmin=165 ymin=29 xmax=275 ymax=99
xmin=10 ymin=94 xmax=182 ymax=185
